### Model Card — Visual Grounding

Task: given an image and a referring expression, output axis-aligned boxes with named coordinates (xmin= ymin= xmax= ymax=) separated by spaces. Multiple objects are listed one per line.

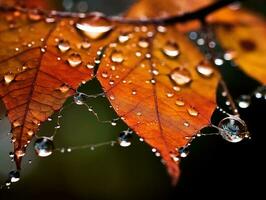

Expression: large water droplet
xmin=34 ymin=137 xmax=54 ymax=157
xmin=111 ymin=51 xmax=124 ymax=63
xmin=176 ymin=99 xmax=185 ymax=106
xmin=237 ymin=95 xmax=251 ymax=109
xmin=68 ymin=53 xmax=82 ymax=67
xmin=118 ymin=130 xmax=132 ymax=147
xmin=170 ymin=67 xmax=192 ymax=86
xmin=218 ymin=116 xmax=249 ymax=143
xmin=76 ymin=16 xmax=113 ymax=40
xmin=8 ymin=170 xmax=20 ymax=183
xmin=196 ymin=62 xmax=214 ymax=78
xmin=57 ymin=40 xmax=70 ymax=53
xmin=162 ymin=41 xmax=180 ymax=58
xmin=74 ymin=93 xmax=86 ymax=105
xmin=118 ymin=33 xmax=130 ymax=43
xmin=4 ymin=74 xmax=15 ymax=84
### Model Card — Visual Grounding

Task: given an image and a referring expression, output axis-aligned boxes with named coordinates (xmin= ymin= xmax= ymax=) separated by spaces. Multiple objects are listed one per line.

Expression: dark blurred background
xmin=0 ymin=0 xmax=266 ymax=199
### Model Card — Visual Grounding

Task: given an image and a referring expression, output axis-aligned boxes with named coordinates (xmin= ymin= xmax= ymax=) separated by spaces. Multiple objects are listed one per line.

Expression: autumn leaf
xmin=0 ymin=10 xmax=112 ymax=168
xmin=97 ymin=24 xmax=220 ymax=183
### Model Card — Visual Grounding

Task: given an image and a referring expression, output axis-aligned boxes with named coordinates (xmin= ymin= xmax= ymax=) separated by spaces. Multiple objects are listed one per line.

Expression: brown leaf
xmin=97 ymin=24 xmax=220 ymax=183
xmin=0 ymin=10 xmax=112 ymax=168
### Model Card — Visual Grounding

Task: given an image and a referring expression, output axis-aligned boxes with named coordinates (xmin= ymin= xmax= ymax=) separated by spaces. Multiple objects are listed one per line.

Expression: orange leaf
xmin=0 ymin=10 xmax=112 ymax=168
xmin=97 ymin=25 xmax=220 ymax=183
xmin=209 ymin=9 xmax=266 ymax=84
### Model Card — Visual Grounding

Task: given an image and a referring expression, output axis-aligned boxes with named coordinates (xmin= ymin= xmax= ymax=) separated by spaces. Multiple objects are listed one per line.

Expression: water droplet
xmin=28 ymin=12 xmax=42 ymax=21
xmin=76 ymin=16 xmax=113 ymax=40
xmin=57 ymin=40 xmax=70 ymax=53
xmin=152 ymin=69 xmax=159 ymax=75
xmin=214 ymin=58 xmax=224 ymax=66
xmin=34 ymin=137 xmax=54 ymax=157
xmin=187 ymin=107 xmax=199 ymax=116
xmin=237 ymin=95 xmax=251 ymax=109
xmin=4 ymin=74 xmax=15 ymax=84
xmin=135 ymin=51 xmax=142 ymax=57
xmin=131 ymin=89 xmax=137 ymax=95
xmin=178 ymin=147 xmax=189 ymax=158
xmin=150 ymin=79 xmax=156 ymax=84
xmin=118 ymin=33 xmax=129 ymax=43
xmin=254 ymin=85 xmax=266 ymax=99
xmin=171 ymin=154 xmax=180 ymax=162
xmin=175 ymin=99 xmax=185 ymax=106
xmin=189 ymin=32 xmax=198 ymax=40
xmin=197 ymin=38 xmax=205 ymax=45
xmin=9 ymin=152 xmax=14 ymax=158
xmin=68 ymin=53 xmax=82 ymax=67
xmin=118 ymin=130 xmax=132 ymax=147
xmin=166 ymin=92 xmax=174 ymax=98
xmin=138 ymin=38 xmax=149 ymax=48
xmin=184 ymin=122 xmax=190 ymax=127
xmin=173 ymin=86 xmax=181 ymax=92
xmin=9 ymin=170 xmax=20 ymax=183
xmin=74 ymin=93 xmax=86 ymax=105
xmin=111 ymin=51 xmax=124 ymax=63
xmin=101 ymin=71 xmax=108 ymax=78
xmin=224 ymin=50 xmax=237 ymax=60
xmin=13 ymin=120 xmax=21 ymax=127
xmin=162 ymin=41 xmax=180 ymax=58
xmin=196 ymin=62 xmax=214 ymax=78
xmin=59 ymin=84 xmax=70 ymax=93
xmin=111 ymin=120 xmax=117 ymax=126
xmin=67 ymin=148 xmax=72 ymax=152
xmin=15 ymin=149 xmax=25 ymax=158
xmin=157 ymin=26 xmax=167 ymax=33
xmin=218 ymin=116 xmax=249 ymax=143
xmin=81 ymin=40 xmax=91 ymax=49
xmin=170 ymin=67 xmax=192 ymax=86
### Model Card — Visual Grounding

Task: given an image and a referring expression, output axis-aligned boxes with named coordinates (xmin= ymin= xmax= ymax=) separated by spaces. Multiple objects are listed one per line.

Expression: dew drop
xmin=196 ymin=62 xmax=214 ymax=78
xmin=173 ymin=86 xmax=181 ymax=92
xmin=237 ymin=95 xmax=251 ymax=109
xmin=9 ymin=152 xmax=14 ymax=158
xmin=101 ymin=71 xmax=108 ymax=78
xmin=157 ymin=26 xmax=167 ymax=33
xmin=28 ymin=12 xmax=42 ymax=21
xmin=34 ymin=137 xmax=54 ymax=157
xmin=118 ymin=33 xmax=129 ymax=43
xmin=178 ymin=147 xmax=189 ymax=158
xmin=218 ymin=116 xmax=249 ymax=143
xmin=9 ymin=170 xmax=20 ymax=183
xmin=214 ymin=58 xmax=224 ymax=66
xmin=4 ymin=74 xmax=15 ymax=84
xmin=57 ymin=40 xmax=70 ymax=53
xmin=81 ymin=40 xmax=91 ymax=49
xmin=170 ymin=67 xmax=192 ymax=86
xmin=15 ymin=149 xmax=25 ymax=158
xmin=254 ymin=85 xmax=266 ymax=99
xmin=118 ymin=130 xmax=132 ymax=147
xmin=74 ymin=93 xmax=86 ymax=105
xmin=171 ymin=154 xmax=180 ymax=162
xmin=76 ymin=16 xmax=113 ymax=40
xmin=59 ymin=84 xmax=70 ymax=93
xmin=111 ymin=51 xmax=124 ymax=63
xmin=184 ymin=122 xmax=190 ymax=127
xmin=67 ymin=53 xmax=82 ymax=67
xmin=131 ymin=89 xmax=137 ymax=95
xmin=187 ymin=107 xmax=199 ymax=116
xmin=224 ymin=50 xmax=237 ymax=61
xmin=162 ymin=41 xmax=180 ymax=58
xmin=166 ymin=92 xmax=174 ymax=98
xmin=138 ymin=38 xmax=149 ymax=48
xmin=111 ymin=120 xmax=117 ymax=126
xmin=175 ymin=99 xmax=185 ymax=106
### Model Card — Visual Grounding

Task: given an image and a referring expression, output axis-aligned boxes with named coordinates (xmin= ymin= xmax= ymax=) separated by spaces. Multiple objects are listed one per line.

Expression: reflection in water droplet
xmin=162 ymin=41 xmax=180 ymax=58
xmin=187 ymin=107 xmax=199 ymax=116
xmin=74 ymin=93 xmax=86 ymax=105
xmin=178 ymin=147 xmax=189 ymax=158
xmin=237 ymin=95 xmax=251 ymax=109
xmin=34 ymin=137 xmax=54 ymax=157
xmin=76 ymin=16 xmax=113 ymax=40
xmin=111 ymin=51 xmax=124 ymax=63
xmin=196 ymin=62 xmax=214 ymax=78
xmin=57 ymin=40 xmax=70 ymax=53
xmin=218 ymin=116 xmax=248 ymax=143
xmin=118 ymin=130 xmax=132 ymax=147
xmin=9 ymin=170 xmax=20 ymax=183
xmin=68 ymin=53 xmax=82 ymax=67
xmin=170 ymin=67 xmax=192 ymax=86
xmin=4 ymin=74 xmax=15 ymax=84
